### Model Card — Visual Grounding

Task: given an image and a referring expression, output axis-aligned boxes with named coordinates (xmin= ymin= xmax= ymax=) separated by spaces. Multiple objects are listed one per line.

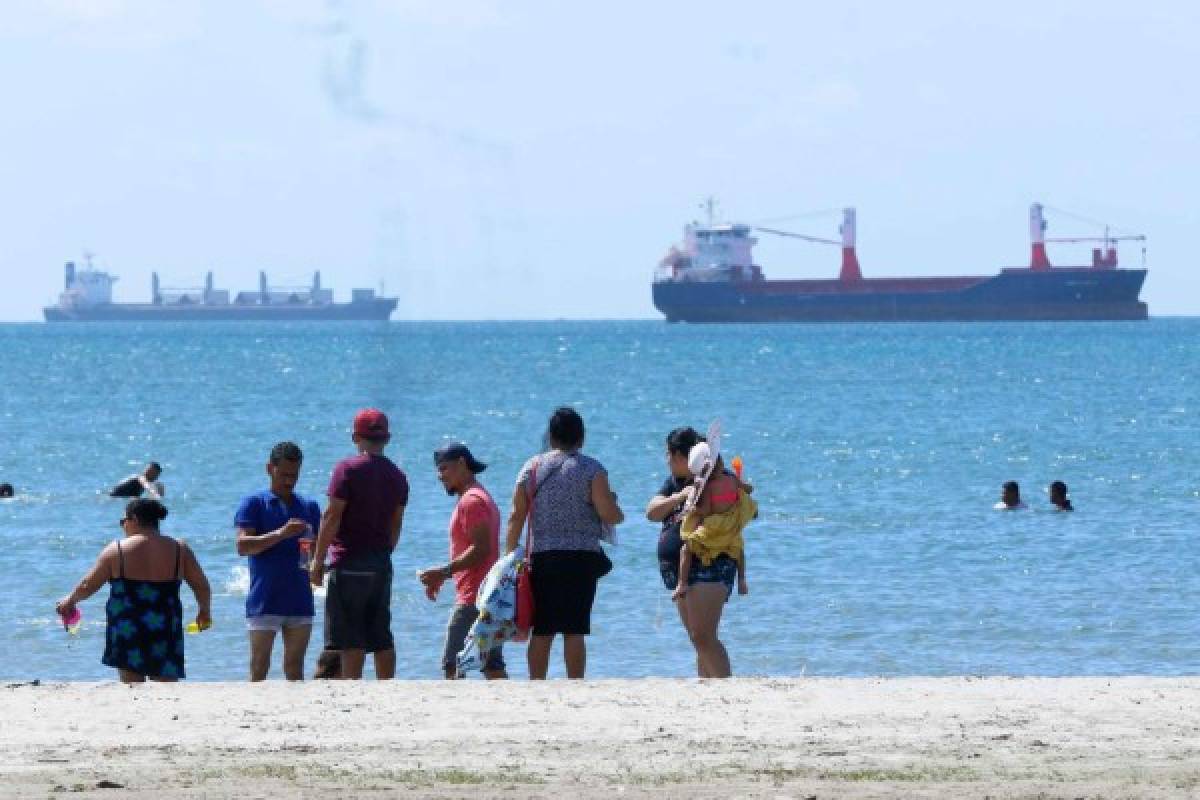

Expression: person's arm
xmin=591 ymin=471 xmax=624 ymax=525
xmin=737 ymin=549 xmax=748 ymax=595
xmin=56 ymin=545 xmax=116 ymax=617
xmin=388 ymin=503 xmax=406 ymax=552
xmin=137 ymin=475 xmax=162 ymax=500
xmin=310 ymin=497 xmax=346 ymax=587
xmin=180 ymin=541 xmax=212 ymax=628
xmin=504 ymin=484 xmax=529 ymax=555
xmin=418 ymin=511 xmax=491 ymax=591
xmin=646 ymin=485 xmax=693 ymax=521
xmin=672 ymin=544 xmax=692 ymax=599
xmin=236 ymin=519 xmax=309 ymax=556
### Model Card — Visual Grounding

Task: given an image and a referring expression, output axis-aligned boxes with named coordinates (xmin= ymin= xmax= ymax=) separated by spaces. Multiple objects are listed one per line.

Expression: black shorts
xmin=529 ymin=549 xmax=610 ymax=636
xmin=324 ymin=551 xmax=393 ymax=653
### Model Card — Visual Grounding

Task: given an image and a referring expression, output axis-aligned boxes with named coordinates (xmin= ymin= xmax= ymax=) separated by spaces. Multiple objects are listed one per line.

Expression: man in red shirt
xmin=418 ymin=443 xmax=506 ymax=679
xmin=311 ymin=409 xmax=409 ymax=680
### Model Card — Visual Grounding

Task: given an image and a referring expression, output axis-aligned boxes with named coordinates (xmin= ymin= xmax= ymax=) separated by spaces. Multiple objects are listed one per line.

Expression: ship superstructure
xmin=44 ymin=257 xmax=397 ymax=321
xmin=652 ymin=203 xmax=1148 ymax=322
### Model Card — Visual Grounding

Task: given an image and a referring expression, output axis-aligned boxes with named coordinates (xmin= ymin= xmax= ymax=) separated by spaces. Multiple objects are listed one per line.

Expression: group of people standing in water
xmin=55 ymin=407 xmax=755 ymax=682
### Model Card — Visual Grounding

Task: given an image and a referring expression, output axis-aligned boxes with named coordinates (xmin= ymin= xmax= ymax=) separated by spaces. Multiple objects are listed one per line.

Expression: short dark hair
xmin=666 ymin=427 xmax=701 ymax=457
xmin=1050 ymin=480 xmax=1068 ymax=495
xmin=146 ymin=462 xmax=162 ymax=473
xmin=269 ymin=441 xmax=304 ymax=465
xmin=1003 ymin=480 xmax=1020 ymax=494
xmin=547 ymin=407 xmax=585 ymax=450
xmin=0 ymin=483 xmax=13 ymax=498
xmin=126 ymin=497 xmax=168 ymax=527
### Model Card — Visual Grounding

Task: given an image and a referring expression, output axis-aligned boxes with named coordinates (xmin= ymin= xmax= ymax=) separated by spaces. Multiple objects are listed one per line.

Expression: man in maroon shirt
xmin=310 ymin=409 xmax=409 ymax=679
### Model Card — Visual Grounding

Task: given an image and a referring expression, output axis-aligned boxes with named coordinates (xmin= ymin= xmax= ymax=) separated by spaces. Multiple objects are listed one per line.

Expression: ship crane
xmin=1031 ymin=203 xmax=1148 ymax=269
xmin=1045 ymin=234 xmax=1146 ymax=243
xmin=752 ymin=226 xmax=840 ymax=246
xmin=752 ymin=207 xmax=863 ymax=282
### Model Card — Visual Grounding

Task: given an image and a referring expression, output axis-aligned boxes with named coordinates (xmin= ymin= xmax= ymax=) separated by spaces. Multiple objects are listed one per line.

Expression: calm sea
xmin=1 ymin=320 xmax=1197 ymax=680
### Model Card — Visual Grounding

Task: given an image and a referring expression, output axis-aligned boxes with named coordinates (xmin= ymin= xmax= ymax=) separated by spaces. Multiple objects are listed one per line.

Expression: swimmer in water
xmin=1049 ymin=480 xmax=1074 ymax=511
xmin=109 ymin=463 xmax=164 ymax=500
xmin=994 ymin=480 xmax=1027 ymax=510
xmin=0 ymin=483 xmax=13 ymax=498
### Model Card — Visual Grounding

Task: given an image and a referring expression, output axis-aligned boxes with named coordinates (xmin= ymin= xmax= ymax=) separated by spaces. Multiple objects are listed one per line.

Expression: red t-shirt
xmin=450 ymin=484 xmax=501 ymax=606
xmin=327 ymin=453 xmax=409 ymax=566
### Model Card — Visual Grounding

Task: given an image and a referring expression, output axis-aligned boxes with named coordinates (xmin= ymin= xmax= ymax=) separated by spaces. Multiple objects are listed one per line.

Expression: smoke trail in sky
xmin=318 ymin=0 xmax=383 ymax=122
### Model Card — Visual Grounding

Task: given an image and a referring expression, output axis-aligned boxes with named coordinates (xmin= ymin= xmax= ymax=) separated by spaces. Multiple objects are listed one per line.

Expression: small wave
xmin=222 ymin=564 xmax=326 ymax=598
xmin=225 ymin=565 xmax=249 ymax=596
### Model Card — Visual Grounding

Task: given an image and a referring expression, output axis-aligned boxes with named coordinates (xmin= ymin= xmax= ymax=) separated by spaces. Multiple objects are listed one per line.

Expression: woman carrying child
xmin=646 ymin=428 xmax=753 ymax=679
xmin=673 ymin=443 xmax=755 ymax=607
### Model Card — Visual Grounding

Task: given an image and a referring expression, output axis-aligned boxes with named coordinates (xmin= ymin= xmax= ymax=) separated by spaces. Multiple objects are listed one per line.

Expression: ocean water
xmin=1 ymin=319 xmax=1197 ymax=681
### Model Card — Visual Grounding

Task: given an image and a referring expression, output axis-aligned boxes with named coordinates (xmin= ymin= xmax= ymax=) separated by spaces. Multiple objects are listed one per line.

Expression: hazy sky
xmin=2 ymin=1 xmax=1197 ymax=320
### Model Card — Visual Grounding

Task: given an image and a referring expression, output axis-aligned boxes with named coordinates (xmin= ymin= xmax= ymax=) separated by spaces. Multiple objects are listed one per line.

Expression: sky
xmin=1 ymin=0 xmax=1197 ymax=320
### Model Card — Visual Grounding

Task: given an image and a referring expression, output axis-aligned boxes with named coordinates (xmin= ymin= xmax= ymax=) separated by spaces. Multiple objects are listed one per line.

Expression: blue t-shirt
xmin=234 ymin=489 xmax=321 ymax=618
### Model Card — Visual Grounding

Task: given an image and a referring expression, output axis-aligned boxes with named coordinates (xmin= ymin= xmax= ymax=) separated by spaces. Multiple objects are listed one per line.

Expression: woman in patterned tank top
xmin=505 ymin=407 xmax=623 ymax=679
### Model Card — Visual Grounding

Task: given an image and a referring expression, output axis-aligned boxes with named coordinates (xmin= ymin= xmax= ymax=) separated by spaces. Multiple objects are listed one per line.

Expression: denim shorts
xmin=659 ymin=553 xmax=737 ymax=600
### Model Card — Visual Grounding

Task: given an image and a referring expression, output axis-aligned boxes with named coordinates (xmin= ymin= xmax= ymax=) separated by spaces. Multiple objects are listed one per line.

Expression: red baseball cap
xmin=352 ymin=408 xmax=390 ymax=439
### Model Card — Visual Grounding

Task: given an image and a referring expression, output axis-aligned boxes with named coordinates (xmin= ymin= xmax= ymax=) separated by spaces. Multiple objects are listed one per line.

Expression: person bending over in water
xmin=673 ymin=445 xmax=756 ymax=602
xmin=110 ymin=462 xmax=164 ymax=500
xmin=994 ymin=480 xmax=1027 ymax=510
xmin=1049 ymin=481 xmax=1074 ymax=511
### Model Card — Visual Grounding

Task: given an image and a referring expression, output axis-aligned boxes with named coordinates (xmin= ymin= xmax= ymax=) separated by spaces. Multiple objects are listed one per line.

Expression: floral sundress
xmin=102 ymin=540 xmax=185 ymax=679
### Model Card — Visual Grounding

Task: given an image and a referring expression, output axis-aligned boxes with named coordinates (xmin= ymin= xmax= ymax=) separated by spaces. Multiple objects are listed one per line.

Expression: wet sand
xmin=2 ymin=677 xmax=1198 ymax=798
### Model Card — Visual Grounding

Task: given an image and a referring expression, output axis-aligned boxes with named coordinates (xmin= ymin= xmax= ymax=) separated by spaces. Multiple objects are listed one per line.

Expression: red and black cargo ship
xmin=652 ymin=203 xmax=1148 ymax=323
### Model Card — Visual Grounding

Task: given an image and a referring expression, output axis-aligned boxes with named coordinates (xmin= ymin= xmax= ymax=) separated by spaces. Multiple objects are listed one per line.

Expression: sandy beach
xmin=1 ymin=677 xmax=1198 ymax=798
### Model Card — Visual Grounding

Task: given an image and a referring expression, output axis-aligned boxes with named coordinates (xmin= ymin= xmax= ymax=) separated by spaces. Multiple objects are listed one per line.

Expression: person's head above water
xmin=1000 ymin=481 xmax=1022 ymax=508
xmin=351 ymin=408 xmax=391 ymax=453
xmin=1049 ymin=480 xmax=1073 ymax=511
xmin=122 ymin=497 xmax=168 ymax=534
xmin=0 ymin=483 xmax=13 ymax=498
xmin=267 ymin=441 xmax=303 ymax=501
xmin=666 ymin=427 xmax=701 ymax=479
xmin=546 ymin=406 xmax=585 ymax=451
xmin=143 ymin=462 xmax=162 ymax=482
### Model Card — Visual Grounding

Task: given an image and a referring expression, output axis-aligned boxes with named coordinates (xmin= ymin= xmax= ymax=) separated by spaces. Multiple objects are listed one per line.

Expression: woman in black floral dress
xmin=57 ymin=498 xmax=211 ymax=682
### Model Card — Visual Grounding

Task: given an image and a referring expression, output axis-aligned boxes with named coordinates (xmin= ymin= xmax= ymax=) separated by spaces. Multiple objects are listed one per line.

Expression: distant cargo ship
xmin=652 ymin=203 xmax=1149 ymax=322
xmin=43 ymin=258 xmax=397 ymax=321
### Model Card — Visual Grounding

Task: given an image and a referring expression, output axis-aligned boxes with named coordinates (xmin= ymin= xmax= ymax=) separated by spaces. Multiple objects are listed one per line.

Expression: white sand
xmin=2 ymin=677 xmax=1198 ymax=798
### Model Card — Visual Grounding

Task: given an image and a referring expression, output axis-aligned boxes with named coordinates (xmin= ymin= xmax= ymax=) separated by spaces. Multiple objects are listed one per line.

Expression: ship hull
xmin=653 ymin=268 xmax=1148 ymax=323
xmin=43 ymin=299 xmax=398 ymax=322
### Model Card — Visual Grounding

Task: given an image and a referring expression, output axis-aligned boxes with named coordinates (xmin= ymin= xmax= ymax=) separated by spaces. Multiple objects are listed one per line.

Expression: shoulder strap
xmin=523 ymin=461 xmax=538 ymax=555
xmin=115 ymin=540 xmax=125 ymax=579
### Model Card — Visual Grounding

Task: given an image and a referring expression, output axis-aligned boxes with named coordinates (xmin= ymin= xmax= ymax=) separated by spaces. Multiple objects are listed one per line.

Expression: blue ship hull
xmin=653 ymin=268 xmax=1148 ymax=323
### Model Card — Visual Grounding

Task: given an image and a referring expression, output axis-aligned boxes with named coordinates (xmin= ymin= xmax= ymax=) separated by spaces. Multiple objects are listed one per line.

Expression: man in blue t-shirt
xmin=235 ymin=441 xmax=322 ymax=681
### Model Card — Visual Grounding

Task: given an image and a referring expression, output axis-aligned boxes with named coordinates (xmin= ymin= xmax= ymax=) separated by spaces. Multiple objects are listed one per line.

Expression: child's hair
xmin=313 ymin=649 xmax=341 ymax=679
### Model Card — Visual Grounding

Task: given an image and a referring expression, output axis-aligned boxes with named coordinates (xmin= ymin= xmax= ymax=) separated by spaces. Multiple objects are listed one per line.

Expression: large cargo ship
xmin=43 ymin=259 xmax=397 ymax=321
xmin=652 ymin=203 xmax=1148 ymax=322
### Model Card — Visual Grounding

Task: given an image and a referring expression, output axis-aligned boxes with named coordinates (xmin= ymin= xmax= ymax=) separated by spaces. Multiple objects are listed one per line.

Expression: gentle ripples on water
xmin=1 ymin=320 xmax=1197 ymax=679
